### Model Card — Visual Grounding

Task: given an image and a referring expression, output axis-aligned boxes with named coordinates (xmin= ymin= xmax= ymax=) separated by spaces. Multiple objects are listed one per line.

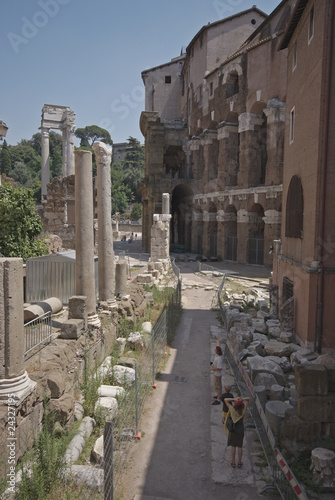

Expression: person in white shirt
xmin=211 ymin=337 xmax=223 ymax=405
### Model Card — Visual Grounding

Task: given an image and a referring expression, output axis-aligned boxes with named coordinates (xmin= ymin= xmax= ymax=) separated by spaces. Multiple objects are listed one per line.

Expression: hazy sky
xmin=1 ymin=0 xmax=280 ymax=146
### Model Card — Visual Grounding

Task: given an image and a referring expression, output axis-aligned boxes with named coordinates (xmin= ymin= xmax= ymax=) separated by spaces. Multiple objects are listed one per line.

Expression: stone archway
xmin=224 ymin=204 xmax=237 ymax=261
xmin=248 ymin=203 xmax=265 ymax=265
xmin=40 ymin=104 xmax=75 ymax=199
xmin=171 ymin=184 xmax=193 ymax=251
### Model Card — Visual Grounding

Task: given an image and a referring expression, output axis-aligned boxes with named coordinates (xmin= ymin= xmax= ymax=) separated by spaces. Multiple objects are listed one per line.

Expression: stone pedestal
xmin=74 ymin=150 xmax=100 ymax=328
xmin=151 ymin=214 xmax=171 ymax=261
xmin=93 ymin=142 xmax=115 ymax=302
xmin=311 ymin=448 xmax=335 ymax=487
xmin=0 ymin=258 xmax=35 ymax=401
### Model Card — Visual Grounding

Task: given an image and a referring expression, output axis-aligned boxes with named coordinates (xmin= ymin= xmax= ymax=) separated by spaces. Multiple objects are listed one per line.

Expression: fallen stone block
xmin=59 ymin=319 xmax=85 ymax=339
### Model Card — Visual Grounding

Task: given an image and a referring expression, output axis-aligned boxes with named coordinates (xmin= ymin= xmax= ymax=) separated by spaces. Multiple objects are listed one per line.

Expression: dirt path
xmin=119 ymin=261 xmax=271 ymax=500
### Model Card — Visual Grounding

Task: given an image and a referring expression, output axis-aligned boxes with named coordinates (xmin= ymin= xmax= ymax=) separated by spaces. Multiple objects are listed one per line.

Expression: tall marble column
xmin=93 ymin=142 xmax=115 ymax=303
xmin=75 ymin=150 xmax=100 ymax=327
xmin=41 ymin=127 xmax=50 ymax=200
xmin=0 ymin=258 xmax=35 ymax=400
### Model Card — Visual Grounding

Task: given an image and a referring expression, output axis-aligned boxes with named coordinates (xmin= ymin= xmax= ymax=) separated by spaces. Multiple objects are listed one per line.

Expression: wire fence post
xmin=104 ymin=421 xmax=113 ymax=500
xmin=151 ymin=326 xmax=155 ymax=386
xmin=135 ymin=362 xmax=139 ymax=435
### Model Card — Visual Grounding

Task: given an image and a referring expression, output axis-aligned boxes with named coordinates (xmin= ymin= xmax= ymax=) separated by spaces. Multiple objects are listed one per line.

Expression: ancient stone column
xmin=63 ymin=125 xmax=75 ymax=176
xmin=238 ymin=112 xmax=264 ymax=188
xmin=115 ymin=261 xmax=127 ymax=297
xmin=93 ymin=142 xmax=115 ymax=303
xmin=162 ymin=193 xmax=170 ymax=215
xmin=263 ymin=99 xmax=285 ymax=185
xmin=0 ymin=258 xmax=35 ymax=400
xmin=75 ymin=150 xmax=100 ymax=327
xmin=217 ymin=122 xmax=239 ymax=189
xmin=41 ymin=127 xmax=50 ymax=200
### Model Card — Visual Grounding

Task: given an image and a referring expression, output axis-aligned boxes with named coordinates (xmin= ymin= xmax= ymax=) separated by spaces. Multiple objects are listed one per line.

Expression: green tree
xmin=130 ymin=202 xmax=142 ymax=221
xmin=111 ymin=161 xmax=132 ymax=214
xmin=8 ymin=161 xmax=33 ymax=187
xmin=75 ymin=125 xmax=113 ymax=148
xmin=0 ymin=183 xmax=48 ymax=260
xmin=0 ymin=140 xmax=11 ymax=175
xmin=123 ymin=136 xmax=144 ymax=202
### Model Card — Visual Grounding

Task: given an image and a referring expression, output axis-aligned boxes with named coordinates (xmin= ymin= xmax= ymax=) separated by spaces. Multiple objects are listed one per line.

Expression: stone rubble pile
xmin=223 ymin=290 xmax=335 ymax=482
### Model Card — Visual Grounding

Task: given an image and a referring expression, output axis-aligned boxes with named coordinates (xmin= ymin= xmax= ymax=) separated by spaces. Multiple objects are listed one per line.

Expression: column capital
xmin=238 ymin=112 xmax=263 ymax=132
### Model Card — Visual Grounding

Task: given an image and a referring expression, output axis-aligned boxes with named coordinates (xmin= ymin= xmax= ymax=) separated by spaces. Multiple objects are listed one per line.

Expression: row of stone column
xmin=0 ymin=143 xmax=117 ymax=400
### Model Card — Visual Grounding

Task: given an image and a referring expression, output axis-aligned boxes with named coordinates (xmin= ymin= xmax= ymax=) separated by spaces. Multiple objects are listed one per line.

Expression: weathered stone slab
xmin=263 ymin=340 xmax=294 ymax=358
xmin=280 ymin=330 xmax=295 ymax=343
xmin=98 ymin=385 xmax=125 ymax=398
xmin=282 ymin=408 xmax=321 ymax=444
xmin=136 ymin=273 xmax=153 ymax=284
xmin=94 ymin=396 xmax=118 ymax=421
xmin=252 ymin=318 xmax=267 ymax=334
xmin=126 ymin=332 xmax=144 ymax=350
xmin=59 ymin=319 xmax=85 ymax=339
xmin=265 ymin=400 xmax=293 ymax=438
xmin=295 ymin=364 xmax=329 ymax=396
xmin=142 ymin=321 xmax=152 ymax=334
xmin=254 ymin=372 xmax=279 ymax=393
xmin=70 ymin=465 xmax=104 ymax=490
xmin=266 ymin=355 xmax=292 ymax=373
xmin=247 ymin=341 xmax=265 ymax=356
xmin=290 ymin=348 xmax=318 ymax=366
xmin=270 ymin=384 xmax=284 ymax=401
xmin=247 ymin=355 xmax=286 ymax=386
xmin=297 ymin=395 xmax=335 ymax=422
xmin=110 ymin=365 xmax=135 ymax=387
xmin=254 ymin=385 xmax=267 ymax=409
xmin=92 ymin=435 xmax=104 ymax=463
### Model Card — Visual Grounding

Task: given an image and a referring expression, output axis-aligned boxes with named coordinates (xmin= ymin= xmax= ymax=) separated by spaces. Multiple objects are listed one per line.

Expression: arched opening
xmin=224 ymin=205 xmax=237 ymax=261
xmin=164 ymin=145 xmax=186 ymax=179
xmin=171 ymin=184 xmax=194 ymax=250
xmin=248 ymin=204 xmax=265 ymax=265
xmin=208 ymin=202 xmax=217 ymax=257
xmin=226 ymin=71 xmax=239 ymax=98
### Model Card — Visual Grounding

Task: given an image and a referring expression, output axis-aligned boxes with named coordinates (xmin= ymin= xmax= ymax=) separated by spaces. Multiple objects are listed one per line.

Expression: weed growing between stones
xmin=15 ymin=401 xmax=70 ymax=499
xmin=290 ymin=453 xmax=323 ymax=494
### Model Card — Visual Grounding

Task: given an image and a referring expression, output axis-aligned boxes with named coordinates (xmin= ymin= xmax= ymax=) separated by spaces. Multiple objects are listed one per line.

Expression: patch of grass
xmin=290 ymin=454 xmax=323 ymax=494
xmin=16 ymin=402 xmax=69 ymax=500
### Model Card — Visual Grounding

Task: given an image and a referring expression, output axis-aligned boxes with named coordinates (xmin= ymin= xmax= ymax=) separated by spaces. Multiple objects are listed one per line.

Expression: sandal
xmin=231 ymin=463 xmax=236 ymax=468
xmin=237 ymin=463 xmax=243 ymax=468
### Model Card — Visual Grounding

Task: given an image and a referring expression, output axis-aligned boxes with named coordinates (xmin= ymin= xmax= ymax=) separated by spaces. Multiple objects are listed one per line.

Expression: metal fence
xmin=218 ymin=276 xmax=309 ymax=500
xmin=76 ymin=279 xmax=182 ymax=500
xmin=24 ymin=311 xmax=53 ymax=357
xmin=105 ymin=288 xmax=182 ymax=499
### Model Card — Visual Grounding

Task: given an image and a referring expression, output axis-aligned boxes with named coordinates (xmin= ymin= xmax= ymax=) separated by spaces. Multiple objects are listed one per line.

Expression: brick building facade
xmin=139 ymin=2 xmax=295 ymax=267
xmin=273 ymin=0 xmax=335 ymax=351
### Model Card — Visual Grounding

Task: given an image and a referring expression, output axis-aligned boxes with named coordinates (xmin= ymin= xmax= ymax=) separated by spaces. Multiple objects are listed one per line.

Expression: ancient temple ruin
xmin=40 ymin=104 xmax=75 ymax=199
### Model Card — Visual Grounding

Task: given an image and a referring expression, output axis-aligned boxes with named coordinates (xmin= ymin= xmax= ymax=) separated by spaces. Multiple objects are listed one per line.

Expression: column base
xmin=87 ymin=313 xmax=101 ymax=328
xmin=0 ymin=371 xmax=36 ymax=403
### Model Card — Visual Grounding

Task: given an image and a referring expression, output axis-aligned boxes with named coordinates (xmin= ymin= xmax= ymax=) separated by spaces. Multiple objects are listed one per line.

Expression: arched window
xmin=226 ymin=71 xmax=239 ymax=98
xmin=285 ymin=175 xmax=303 ymax=238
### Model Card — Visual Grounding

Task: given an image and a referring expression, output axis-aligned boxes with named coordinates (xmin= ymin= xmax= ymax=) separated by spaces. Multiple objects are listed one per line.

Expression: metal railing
xmin=24 ymin=311 xmax=53 ymax=356
xmin=218 ymin=275 xmax=309 ymax=500
xmin=77 ymin=272 xmax=182 ymax=500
